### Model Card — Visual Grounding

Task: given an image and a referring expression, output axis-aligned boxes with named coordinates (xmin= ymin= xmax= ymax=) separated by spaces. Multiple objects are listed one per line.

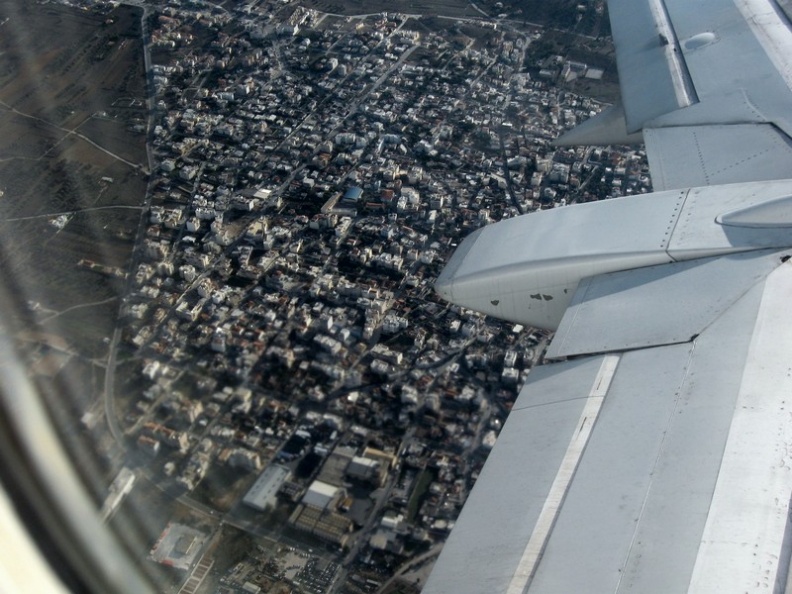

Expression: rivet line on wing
xmin=506 ymin=354 xmax=621 ymax=594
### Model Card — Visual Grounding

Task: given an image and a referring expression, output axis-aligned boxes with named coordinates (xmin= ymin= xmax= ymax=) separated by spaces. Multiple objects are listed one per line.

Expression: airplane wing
xmin=424 ymin=0 xmax=792 ymax=592
xmin=558 ymin=0 xmax=792 ymax=191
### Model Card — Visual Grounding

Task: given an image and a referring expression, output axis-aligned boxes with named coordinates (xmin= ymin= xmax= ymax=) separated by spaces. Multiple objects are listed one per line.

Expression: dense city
xmin=31 ymin=0 xmax=651 ymax=591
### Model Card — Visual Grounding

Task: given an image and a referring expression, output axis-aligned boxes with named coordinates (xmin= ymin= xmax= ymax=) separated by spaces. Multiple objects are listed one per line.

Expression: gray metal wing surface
xmin=424 ymin=250 xmax=792 ymax=594
xmin=427 ymin=248 xmax=792 ymax=593
xmin=558 ymin=0 xmax=792 ymax=191
xmin=426 ymin=0 xmax=792 ymax=592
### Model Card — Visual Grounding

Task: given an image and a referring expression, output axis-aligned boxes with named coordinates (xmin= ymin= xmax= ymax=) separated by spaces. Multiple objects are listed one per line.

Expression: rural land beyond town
xmin=0 ymin=0 xmax=650 ymax=592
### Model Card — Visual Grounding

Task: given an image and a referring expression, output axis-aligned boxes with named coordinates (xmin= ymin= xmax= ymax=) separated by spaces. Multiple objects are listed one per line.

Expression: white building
xmin=243 ymin=464 xmax=291 ymax=511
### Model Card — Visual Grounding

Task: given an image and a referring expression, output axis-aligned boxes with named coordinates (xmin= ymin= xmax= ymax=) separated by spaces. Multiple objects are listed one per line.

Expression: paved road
xmin=1 ymin=205 xmax=143 ymax=223
xmin=102 ymin=1 xmax=159 ymax=449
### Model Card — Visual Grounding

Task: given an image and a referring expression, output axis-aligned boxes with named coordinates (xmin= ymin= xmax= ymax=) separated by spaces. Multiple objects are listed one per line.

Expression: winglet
xmin=554 ymin=104 xmax=643 ymax=147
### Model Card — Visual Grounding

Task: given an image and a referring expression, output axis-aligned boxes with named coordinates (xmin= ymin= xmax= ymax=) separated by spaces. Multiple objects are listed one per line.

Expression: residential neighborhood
xmin=18 ymin=0 xmax=652 ymax=591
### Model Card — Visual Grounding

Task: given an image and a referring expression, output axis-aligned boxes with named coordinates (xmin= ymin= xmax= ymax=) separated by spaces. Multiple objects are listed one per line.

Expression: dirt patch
xmin=79 ymin=116 xmax=148 ymax=165
xmin=0 ymin=1 xmax=146 ymax=126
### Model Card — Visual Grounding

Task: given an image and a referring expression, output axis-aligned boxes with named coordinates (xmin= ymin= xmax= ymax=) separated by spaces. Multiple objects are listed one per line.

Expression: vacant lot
xmin=80 ymin=116 xmax=148 ymax=165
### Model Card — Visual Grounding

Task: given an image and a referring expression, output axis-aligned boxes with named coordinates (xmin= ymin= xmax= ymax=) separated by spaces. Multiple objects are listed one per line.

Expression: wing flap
xmin=530 ymin=343 xmax=700 ymax=593
xmin=420 ymin=356 xmax=613 ymax=593
xmin=607 ymin=0 xmax=697 ymax=132
xmin=531 ymin=275 xmax=767 ymax=592
xmin=644 ymin=124 xmax=792 ymax=191
xmin=606 ymin=0 xmax=792 ymax=139
xmin=586 ymin=0 xmax=792 ymax=189
xmin=424 ymin=258 xmax=792 ymax=593
xmin=546 ymin=249 xmax=783 ymax=359
xmin=686 ymin=259 xmax=792 ymax=592
xmin=656 ymin=0 xmax=792 ymax=135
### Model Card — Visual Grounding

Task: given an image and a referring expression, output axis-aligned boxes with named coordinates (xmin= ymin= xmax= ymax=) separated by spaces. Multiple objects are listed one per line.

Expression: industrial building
xmin=242 ymin=464 xmax=291 ymax=511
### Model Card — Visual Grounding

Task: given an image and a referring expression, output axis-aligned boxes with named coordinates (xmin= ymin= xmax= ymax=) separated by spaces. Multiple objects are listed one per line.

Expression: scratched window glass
xmin=0 ymin=0 xmax=631 ymax=591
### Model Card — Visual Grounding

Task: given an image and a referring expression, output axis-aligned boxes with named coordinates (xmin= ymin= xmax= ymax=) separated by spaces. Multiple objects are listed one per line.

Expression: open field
xmin=0 ymin=0 xmax=147 ymax=363
xmin=298 ymin=0 xmax=610 ymax=35
xmin=0 ymin=3 xmax=149 ymax=505
xmin=0 ymin=110 xmax=65 ymax=160
xmin=0 ymin=1 xmax=146 ymax=127
xmin=80 ymin=115 xmax=148 ymax=165
xmin=0 ymin=213 xmax=130 ymax=356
